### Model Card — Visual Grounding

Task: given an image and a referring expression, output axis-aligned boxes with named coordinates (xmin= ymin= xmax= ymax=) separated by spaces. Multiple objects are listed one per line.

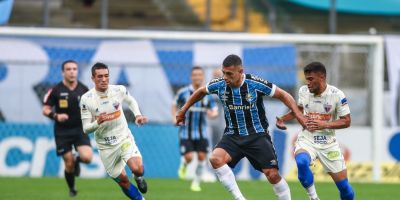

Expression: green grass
xmin=0 ymin=177 xmax=398 ymax=200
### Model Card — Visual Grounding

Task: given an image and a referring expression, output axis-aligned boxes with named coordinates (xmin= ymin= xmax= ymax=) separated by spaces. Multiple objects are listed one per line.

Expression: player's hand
xmin=176 ymin=110 xmax=186 ymax=126
xmin=306 ymin=119 xmax=326 ymax=132
xmin=275 ymin=117 xmax=287 ymax=130
xmin=56 ymin=113 xmax=69 ymax=123
xmin=135 ymin=115 xmax=148 ymax=126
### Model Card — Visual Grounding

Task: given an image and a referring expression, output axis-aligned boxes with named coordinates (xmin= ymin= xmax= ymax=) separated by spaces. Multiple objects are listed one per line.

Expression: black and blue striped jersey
xmin=206 ymin=74 xmax=276 ymax=136
xmin=175 ymin=85 xmax=217 ymax=140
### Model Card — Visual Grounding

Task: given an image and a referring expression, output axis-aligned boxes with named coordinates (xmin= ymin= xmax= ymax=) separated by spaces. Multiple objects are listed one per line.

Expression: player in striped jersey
xmin=176 ymin=54 xmax=306 ymax=200
xmin=172 ymin=66 xmax=218 ymax=192
xmin=276 ymin=62 xmax=354 ymax=200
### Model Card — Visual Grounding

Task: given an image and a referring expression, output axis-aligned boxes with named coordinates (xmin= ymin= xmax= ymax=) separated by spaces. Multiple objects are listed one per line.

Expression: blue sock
xmin=335 ymin=178 xmax=354 ymax=200
xmin=121 ymin=183 xmax=142 ymax=200
xmin=295 ymin=152 xmax=314 ymax=188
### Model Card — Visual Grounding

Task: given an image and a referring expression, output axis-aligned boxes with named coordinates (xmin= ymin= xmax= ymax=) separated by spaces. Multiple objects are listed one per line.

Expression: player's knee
xmin=132 ymin=165 xmax=144 ymax=175
xmin=209 ymin=155 xmax=224 ymax=168
xmin=64 ymin=160 xmax=75 ymax=171
xmin=79 ymin=153 xmax=93 ymax=163
xmin=264 ymin=169 xmax=281 ymax=183
xmin=117 ymin=175 xmax=130 ymax=188
xmin=295 ymin=152 xmax=310 ymax=170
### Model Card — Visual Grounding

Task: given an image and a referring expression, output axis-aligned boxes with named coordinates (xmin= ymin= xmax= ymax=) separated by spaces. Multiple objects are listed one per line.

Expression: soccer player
xmin=171 ymin=66 xmax=218 ymax=192
xmin=176 ymin=54 xmax=307 ymax=200
xmin=80 ymin=62 xmax=148 ymax=200
xmin=276 ymin=62 xmax=354 ymax=200
xmin=42 ymin=60 xmax=93 ymax=197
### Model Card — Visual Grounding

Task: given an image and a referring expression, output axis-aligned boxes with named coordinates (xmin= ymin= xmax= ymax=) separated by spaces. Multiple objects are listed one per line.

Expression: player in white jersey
xmin=80 ymin=62 xmax=148 ymax=200
xmin=276 ymin=62 xmax=354 ymax=200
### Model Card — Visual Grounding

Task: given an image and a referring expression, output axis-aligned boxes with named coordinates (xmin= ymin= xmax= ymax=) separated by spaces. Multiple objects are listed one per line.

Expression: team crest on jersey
xmin=113 ymin=102 xmax=120 ymax=110
xmin=323 ymin=103 xmax=332 ymax=112
xmin=245 ymin=94 xmax=253 ymax=102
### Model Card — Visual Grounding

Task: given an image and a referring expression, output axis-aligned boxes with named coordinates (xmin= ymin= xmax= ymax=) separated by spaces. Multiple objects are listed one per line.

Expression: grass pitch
xmin=0 ymin=177 xmax=398 ymax=200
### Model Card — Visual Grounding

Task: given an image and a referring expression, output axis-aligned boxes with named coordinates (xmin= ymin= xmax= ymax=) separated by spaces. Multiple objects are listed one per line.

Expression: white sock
xmin=214 ymin=164 xmax=245 ymax=200
xmin=306 ymin=184 xmax=318 ymax=199
xmin=193 ymin=160 xmax=205 ymax=184
xmin=272 ymin=178 xmax=291 ymax=200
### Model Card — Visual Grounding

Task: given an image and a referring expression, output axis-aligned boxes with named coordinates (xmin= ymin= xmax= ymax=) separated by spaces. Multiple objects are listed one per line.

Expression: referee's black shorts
xmin=54 ymin=127 xmax=91 ymax=156
xmin=216 ymin=132 xmax=279 ymax=172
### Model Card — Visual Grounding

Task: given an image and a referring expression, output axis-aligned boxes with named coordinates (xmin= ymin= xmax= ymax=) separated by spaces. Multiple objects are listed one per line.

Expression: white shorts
xmin=294 ymin=137 xmax=346 ymax=173
xmin=98 ymin=135 xmax=142 ymax=178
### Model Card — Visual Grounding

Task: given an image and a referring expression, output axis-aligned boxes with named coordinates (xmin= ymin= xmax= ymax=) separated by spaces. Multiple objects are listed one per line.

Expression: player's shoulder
xmin=81 ymin=88 xmax=96 ymax=100
xmin=176 ymin=85 xmax=191 ymax=95
xmin=208 ymin=77 xmax=224 ymax=85
xmin=246 ymin=74 xmax=270 ymax=85
xmin=326 ymin=84 xmax=345 ymax=96
xmin=299 ymin=85 xmax=309 ymax=93
xmin=108 ymin=85 xmax=127 ymax=94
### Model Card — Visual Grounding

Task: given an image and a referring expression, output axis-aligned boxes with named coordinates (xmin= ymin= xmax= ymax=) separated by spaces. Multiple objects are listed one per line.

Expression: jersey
xmin=43 ymin=81 xmax=88 ymax=132
xmin=175 ymin=85 xmax=217 ymax=140
xmin=80 ymin=85 xmax=136 ymax=149
xmin=298 ymin=84 xmax=350 ymax=148
xmin=206 ymin=74 xmax=276 ymax=136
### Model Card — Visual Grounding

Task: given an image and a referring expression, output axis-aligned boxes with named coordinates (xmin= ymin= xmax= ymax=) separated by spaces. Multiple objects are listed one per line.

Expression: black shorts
xmin=180 ymin=138 xmax=209 ymax=155
xmin=54 ymin=127 xmax=91 ymax=156
xmin=216 ymin=133 xmax=279 ymax=172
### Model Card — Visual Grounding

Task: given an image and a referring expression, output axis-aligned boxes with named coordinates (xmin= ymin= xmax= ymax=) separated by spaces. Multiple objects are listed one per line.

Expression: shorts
xmin=54 ymin=127 xmax=91 ymax=156
xmin=98 ymin=135 xmax=142 ymax=178
xmin=180 ymin=138 xmax=208 ymax=155
xmin=295 ymin=137 xmax=346 ymax=173
xmin=216 ymin=133 xmax=279 ymax=172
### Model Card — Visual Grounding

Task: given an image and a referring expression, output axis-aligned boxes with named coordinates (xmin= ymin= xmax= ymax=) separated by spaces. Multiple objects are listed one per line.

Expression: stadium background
xmin=1 ymin=0 xmax=400 ymax=199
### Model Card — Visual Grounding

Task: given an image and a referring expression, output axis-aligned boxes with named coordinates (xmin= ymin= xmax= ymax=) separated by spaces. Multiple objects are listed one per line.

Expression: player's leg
xmin=190 ymin=139 xmax=208 ymax=191
xmin=55 ymin=134 xmax=78 ymax=197
xmin=295 ymin=150 xmax=319 ymax=200
xmin=210 ymin=135 xmax=245 ymax=200
xmin=178 ymin=139 xmax=194 ymax=179
xmin=126 ymin=156 xmax=147 ymax=194
xmin=245 ymin=134 xmax=291 ymax=200
xmin=113 ymin=169 xmax=143 ymax=200
xmin=329 ymin=170 xmax=354 ymax=200
xmin=74 ymin=132 xmax=93 ymax=176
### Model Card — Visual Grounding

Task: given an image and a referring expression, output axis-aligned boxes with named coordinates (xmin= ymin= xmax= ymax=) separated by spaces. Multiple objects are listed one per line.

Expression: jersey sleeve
xmin=43 ymin=88 xmax=56 ymax=106
xmin=206 ymin=78 xmax=222 ymax=94
xmin=250 ymin=75 xmax=276 ymax=97
xmin=173 ymin=88 xmax=186 ymax=108
xmin=79 ymin=95 xmax=92 ymax=120
xmin=120 ymin=85 xmax=142 ymax=116
xmin=336 ymin=90 xmax=350 ymax=117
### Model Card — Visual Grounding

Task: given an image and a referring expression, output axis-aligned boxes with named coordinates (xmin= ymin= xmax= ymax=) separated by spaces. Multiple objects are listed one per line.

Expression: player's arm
xmin=176 ymin=86 xmax=207 ymax=125
xmin=80 ymin=97 xmax=101 ymax=134
xmin=273 ymin=87 xmax=307 ymax=129
xmin=122 ymin=87 xmax=148 ymax=126
xmin=276 ymin=106 xmax=304 ymax=130
xmin=206 ymin=96 xmax=218 ymax=118
xmin=307 ymin=114 xmax=351 ymax=132
xmin=171 ymin=103 xmax=178 ymax=124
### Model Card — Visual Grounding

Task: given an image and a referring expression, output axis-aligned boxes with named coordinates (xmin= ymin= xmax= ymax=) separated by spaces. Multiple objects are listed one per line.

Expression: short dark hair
xmin=304 ymin=62 xmax=326 ymax=76
xmin=91 ymin=62 xmax=109 ymax=76
xmin=191 ymin=66 xmax=203 ymax=72
xmin=61 ymin=60 xmax=78 ymax=71
xmin=223 ymin=54 xmax=242 ymax=68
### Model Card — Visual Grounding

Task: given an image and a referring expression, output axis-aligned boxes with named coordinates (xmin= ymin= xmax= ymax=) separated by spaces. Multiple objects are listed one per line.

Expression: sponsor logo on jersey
xmin=228 ymin=104 xmax=255 ymax=110
xmin=341 ymin=98 xmax=348 ymax=105
xmin=99 ymin=110 xmax=121 ymax=121
xmin=307 ymin=112 xmax=331 ymax=121
xmin=101 ymin=101 xmax=109 ymax=105
xmin=81 ymin=104 xmax=87 ymax=111
xmin=60 ymin=93 xmax=68 ymax=96
xmin=59 ymin=99 xmax=68 ymax=108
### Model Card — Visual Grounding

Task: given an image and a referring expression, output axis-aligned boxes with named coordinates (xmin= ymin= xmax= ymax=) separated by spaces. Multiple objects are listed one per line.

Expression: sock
xmin=64 ymin=170 xmax=75 ymax=191
xmin=272 ymin=178 xmax=291 ymax=200
xmin=121 ymin=183 xmax=142 ymax=200
xmin=193 ymin=160 xmax=205 ymax=185
xmin=335 ymin=178 xmax=354 ymax=200
xmin=306 ymin=184 xmax=318 ymax=199
xmin=214 ymin=164 xmax=244 ymax=200
xmin=295 ymin=152 xmax=314 ymax=189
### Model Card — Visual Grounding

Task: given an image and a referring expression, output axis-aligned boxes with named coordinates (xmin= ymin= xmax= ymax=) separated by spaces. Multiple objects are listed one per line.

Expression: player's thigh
xmin=180 ymin=139 xmax=195 ymax=155
xmin=63 ymin=151 xmax=75 ymax=169
xmin=317 ymin=144 xmax=346 ymax=173
xmin=76 ymin=145 xmax=93 ymax=162
xmin=212 ymin=135 xmax=242 ymax=167
xmin=244 ymin=134 xmax=279 ymax=171
xmin=98 ymin=147 xmax=124 ymax=178
xmin=294 ymin=138 xmax=318 ymax=162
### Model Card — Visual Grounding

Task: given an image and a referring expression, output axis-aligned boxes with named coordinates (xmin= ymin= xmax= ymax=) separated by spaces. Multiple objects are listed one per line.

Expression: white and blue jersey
xmin=175 ymin=85 xmax=217 ymax=140
xmin=206 ymin=74 xmax=276 ymax=136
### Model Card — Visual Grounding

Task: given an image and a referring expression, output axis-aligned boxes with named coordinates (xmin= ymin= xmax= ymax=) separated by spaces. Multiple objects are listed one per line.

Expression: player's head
xmin=61 ymin=60 xmax=78 ymax=83
xmin=303 ymin=62 xmax=327 ymax=94
xmin=191 ymin=66 xmax=204 ymax=88
xmin=222 ymin=54 xmax=244 ymax=87
xmin=91 ymin=62 xmax=109 ymax=92
xmin=212 ymin=68 xmax=223 ymax=78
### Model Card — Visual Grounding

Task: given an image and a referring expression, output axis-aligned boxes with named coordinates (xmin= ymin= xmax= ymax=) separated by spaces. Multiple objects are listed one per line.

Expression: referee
xmin=42 ymin=60 xmax=93 ymax=197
